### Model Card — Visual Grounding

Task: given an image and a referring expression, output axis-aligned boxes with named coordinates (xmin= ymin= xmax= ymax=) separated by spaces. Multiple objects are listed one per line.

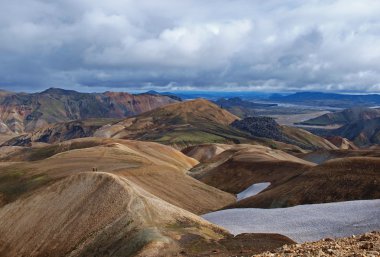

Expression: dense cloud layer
xmin=0 ymin=0 xmax=379 ymax=92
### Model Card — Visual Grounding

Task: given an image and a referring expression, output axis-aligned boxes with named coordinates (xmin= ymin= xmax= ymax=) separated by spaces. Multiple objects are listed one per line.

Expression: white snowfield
xmin=237 ymin=182 xmax=270 ymax=201
xmin=203 ymin=200 xmax=380 ymax=243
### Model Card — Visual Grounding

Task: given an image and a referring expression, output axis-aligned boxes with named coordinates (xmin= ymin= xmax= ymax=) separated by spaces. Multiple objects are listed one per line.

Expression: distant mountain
xmin=0 ymin=88 xmax=179 ymax=134
xmin=2 ymin=118 xmax=121 ymax=146
xmin=94 ymin=98 xmax=253 ymax=148
xmin=3 ymin=99 xmax=252 ymax=148
xmin=4 ymin=99 xmax=337 ymax=152
xmin=95 ymin=99 xmax=337 ymax=151
xmin=269 ymin=92 xmax=380 ymax=108
xmin=298 ymin=107 xmax=380 ymax=147
xmin=299 ymin=107 xmax=380 ymax=126
xmin=215 ymin=97 xmax=277 ymax=117
xmin=333 ymin=117 xmax=380 ymax=147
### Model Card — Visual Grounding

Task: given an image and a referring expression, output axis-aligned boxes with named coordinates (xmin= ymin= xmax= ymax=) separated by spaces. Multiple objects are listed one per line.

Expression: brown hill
xmin=230 ymin=157 xmax=380 ymax=209
xmin=0 ymin=88 xmax=178 ymax=134
xmin=95 ymin=99 xmax=327 ymax=152
xmin=0 ymin=172 xmax=294 ymax=257
xmin=333 ymin=117 xmax=380 ymax=147
xmin=93 ymin=99 xmax=259 ymax=149
xmin=0 ymin=172 xmax=227 ymax=256
xmin=281 ymin=126 xmax=337 ymax=150
xmin=0 ymin=138 xmax=234 ymax=214
xmin=187 ymin=144 xmax=314 ymax=194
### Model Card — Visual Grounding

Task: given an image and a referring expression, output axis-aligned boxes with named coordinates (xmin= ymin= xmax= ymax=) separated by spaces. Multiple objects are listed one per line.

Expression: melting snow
xmin=237 ymin=182 xmax=270 ymax=201
xmin=203 ymin=200 xmax=380 ymax=243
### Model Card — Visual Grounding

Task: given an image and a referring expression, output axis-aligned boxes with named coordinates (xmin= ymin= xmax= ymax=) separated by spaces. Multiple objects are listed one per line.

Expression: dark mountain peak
xmin=144 ymin=90 xmax=160 ymax=95
xmin=40 ymin=87 xmax=80 ymax=96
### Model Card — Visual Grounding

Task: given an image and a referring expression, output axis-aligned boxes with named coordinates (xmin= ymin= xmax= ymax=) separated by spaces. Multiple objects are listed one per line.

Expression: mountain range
xmin=0 ymin=88 xmax=179 ymax=135
xmin=300 ymin=107 xmax=380 ymax=147
xmin=299 ymin=107 xmax=380 ymax=126
xmin=3 ymin=98 xmax=337 ymax=152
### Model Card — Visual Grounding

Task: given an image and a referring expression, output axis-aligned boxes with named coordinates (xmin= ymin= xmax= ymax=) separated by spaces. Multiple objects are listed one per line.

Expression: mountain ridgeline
xmin=3 ymin=98 xmax=337 ymax=152
xmin=300 ymin=107 xmax=380 ymax=147
xmin=0 ymin=88 xmax=179 ymax=134
xmin=300 ymin=107 xmax=380 ymax=126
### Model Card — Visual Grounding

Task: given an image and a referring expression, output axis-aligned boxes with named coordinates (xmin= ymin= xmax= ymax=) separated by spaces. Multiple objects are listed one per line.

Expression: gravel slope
xmin=257 ymin=231 xmax=380 ymax=257
xmin=203 ymin=200 xmax=380 ymax=242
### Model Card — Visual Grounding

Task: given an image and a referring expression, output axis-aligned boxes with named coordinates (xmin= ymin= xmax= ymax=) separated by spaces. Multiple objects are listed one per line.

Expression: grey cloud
xmin=0 ymin=0 xmax=380 ymax=92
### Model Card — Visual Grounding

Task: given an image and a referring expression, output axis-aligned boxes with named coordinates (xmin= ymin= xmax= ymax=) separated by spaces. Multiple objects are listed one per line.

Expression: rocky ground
xmin=254 ymin=231 xmax=379 ymax=257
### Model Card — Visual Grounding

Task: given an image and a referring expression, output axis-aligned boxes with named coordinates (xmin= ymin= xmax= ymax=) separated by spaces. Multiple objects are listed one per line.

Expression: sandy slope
xmin=0 ymin=138 xmax=235 ymax=214
xmin=0 ymin=172 xmax=229 ymax=257
xmin=0 ymin=172 xmax=297 ymax=257
xmin=203 ymin=200 xmax=380 ymax=243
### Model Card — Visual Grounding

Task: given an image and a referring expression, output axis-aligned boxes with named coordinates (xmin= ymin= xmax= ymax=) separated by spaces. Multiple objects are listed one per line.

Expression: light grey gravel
xmin=202 ymin=200 xmax=380 ymax=243
xmin=236 ymin=182 xmax=270 ymax=201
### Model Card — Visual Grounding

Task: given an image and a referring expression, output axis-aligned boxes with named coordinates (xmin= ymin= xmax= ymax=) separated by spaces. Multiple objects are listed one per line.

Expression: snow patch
xmin=237 ymin=182 xmax=270 ymax=201
xmin=203 ymin=200 xmax=380 ymax=243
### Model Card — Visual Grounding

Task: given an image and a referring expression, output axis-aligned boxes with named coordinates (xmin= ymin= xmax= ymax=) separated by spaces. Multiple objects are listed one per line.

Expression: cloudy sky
xmin=1 ymin=0 xmax=380 ymax=93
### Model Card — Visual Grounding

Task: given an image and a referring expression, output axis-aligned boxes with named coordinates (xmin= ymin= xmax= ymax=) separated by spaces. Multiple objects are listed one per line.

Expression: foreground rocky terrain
xmin=256 ymin=231 xmax=380 ymax=257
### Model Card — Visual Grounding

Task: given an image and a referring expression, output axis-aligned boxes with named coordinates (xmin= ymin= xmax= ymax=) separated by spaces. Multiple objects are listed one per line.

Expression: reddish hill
xmin=0 ymin=88 xmax=178 ymax=134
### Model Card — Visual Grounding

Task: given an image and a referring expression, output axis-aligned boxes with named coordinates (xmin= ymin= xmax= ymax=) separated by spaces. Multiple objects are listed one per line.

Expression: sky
xmin=0 ymin=0 xmax=380 ymax=93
